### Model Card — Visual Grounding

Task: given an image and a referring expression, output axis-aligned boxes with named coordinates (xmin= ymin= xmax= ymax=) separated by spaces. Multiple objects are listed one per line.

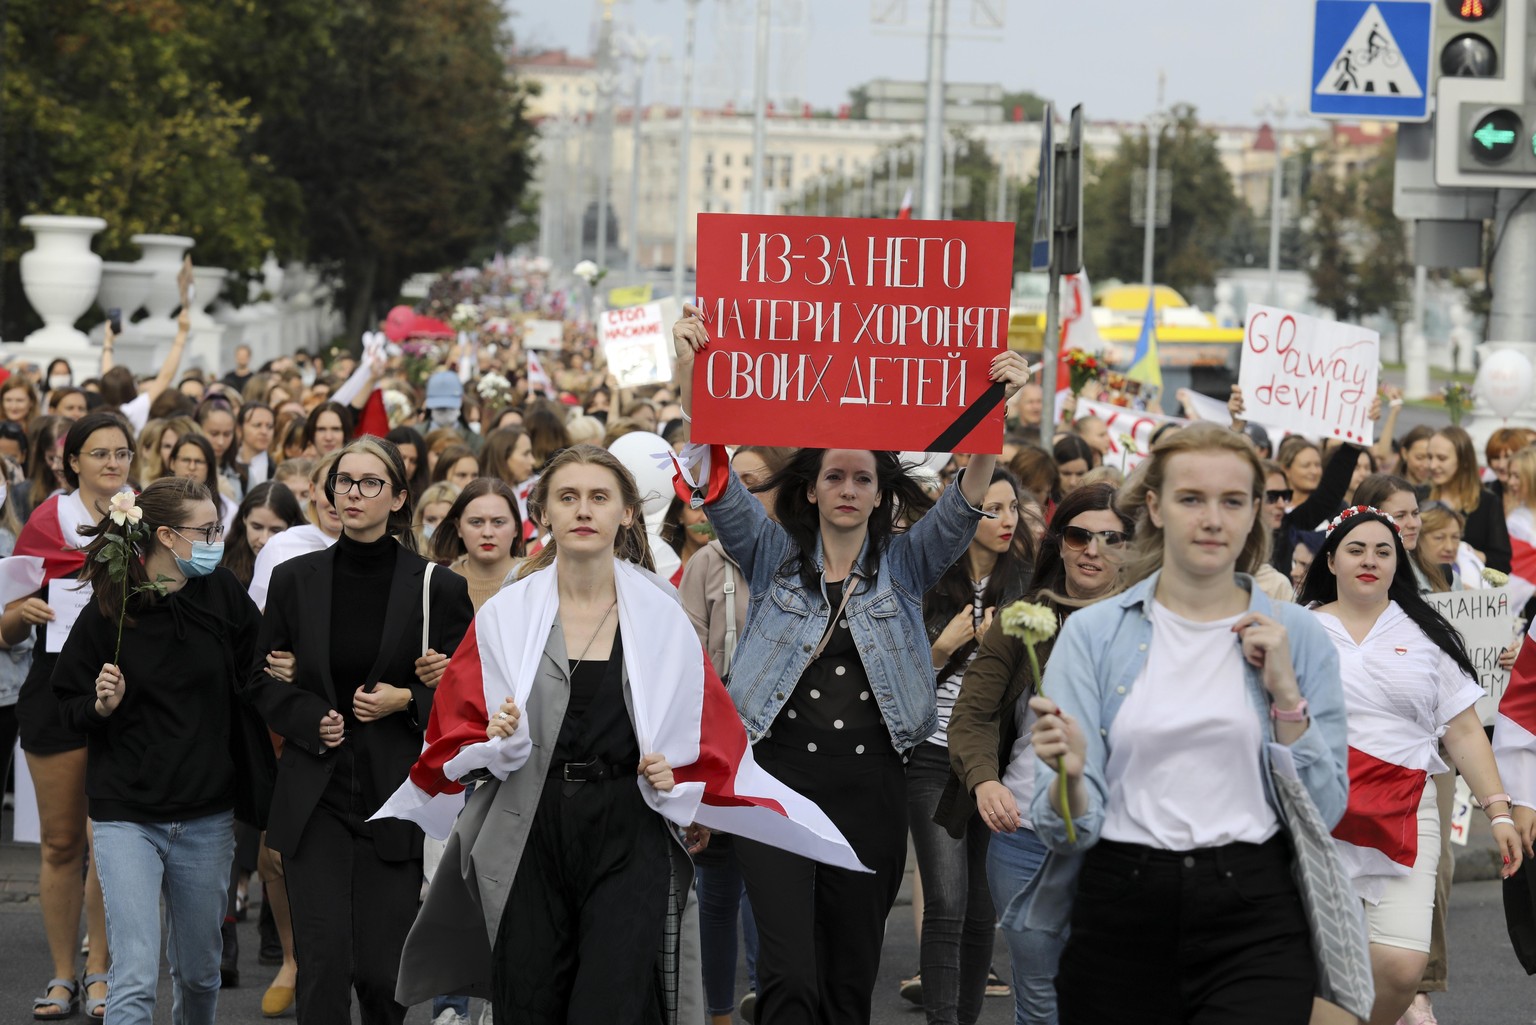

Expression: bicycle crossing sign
xmin=1310 ymin=0 xmax=1433 ymax=122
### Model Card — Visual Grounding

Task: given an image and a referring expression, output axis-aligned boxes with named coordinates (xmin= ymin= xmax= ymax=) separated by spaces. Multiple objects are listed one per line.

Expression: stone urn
xmin=189 ymin=267 xmax=229 ymax=329
xmin=130 ymin=233 xmax=195 ymax=333
xmin=97 ymin=261 xmax=155 ymax=326
xmin=18 ymin=215 xmax=108 ymax=347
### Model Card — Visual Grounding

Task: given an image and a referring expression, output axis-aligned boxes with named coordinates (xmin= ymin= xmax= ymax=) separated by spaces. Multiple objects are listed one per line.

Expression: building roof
xmin=512 ymin=49 xmax=596 ymax=72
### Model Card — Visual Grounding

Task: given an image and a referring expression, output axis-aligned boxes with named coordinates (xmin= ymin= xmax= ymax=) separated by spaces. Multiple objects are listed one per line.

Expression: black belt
xmin=547 ymin=758 xmax=633 ymax=783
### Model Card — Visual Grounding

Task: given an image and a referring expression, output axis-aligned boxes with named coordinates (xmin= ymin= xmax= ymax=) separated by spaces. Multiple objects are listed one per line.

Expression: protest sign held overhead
xmin=692 ymin=213 xmax=1016 ymax=453
xmin=601 ymin=301 xmax=674 ymax=388
xmin=1239 ymin=305 xmax=1379 ymax=445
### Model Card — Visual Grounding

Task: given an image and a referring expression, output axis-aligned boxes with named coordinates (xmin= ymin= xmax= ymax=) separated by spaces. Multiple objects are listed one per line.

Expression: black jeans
xmin=1056 ymin=835 xmax=1315 ymax=1025
xmin=905 ymin=742 xmax=993 ymax=1025
xmin=737 ymin=743 xmax=909 ymax=1025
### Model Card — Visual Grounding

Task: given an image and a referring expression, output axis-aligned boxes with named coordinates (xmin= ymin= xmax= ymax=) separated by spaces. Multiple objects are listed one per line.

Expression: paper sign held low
xmin=691 ymin=213 xmax=1016 ymax=453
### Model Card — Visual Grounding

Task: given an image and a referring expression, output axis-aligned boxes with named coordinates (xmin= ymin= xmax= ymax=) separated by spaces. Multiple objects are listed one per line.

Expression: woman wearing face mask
xmin=430 ymin=477 xmax=525 ymax=610
xmin=1427 ymin=426 xmax=1510 ymax=572
xmin=946 ymin=481 xmax=1130 ymax=1025
xmin=678 ymin=444 xmax=791 ymax=1025
xmin=220 ymin=482 xmax=303 ymax=589
xmin=4 ymin=412 xmax=135 ymax=1020
xmin=248 ymin=450 xmax=345 ymax=612
xmin=236 ymin=403 xmax=277 ymax=489
xmin=413 ymin=482 xmax=460 ymax=552
xmin=246 ymin=436 xmax=472 ymax=1025
xmin=1298 ymin=506 xmax=1521 ymax=1025
xmin=1028 ymin=424 xmax=1349 ymax=1024
xmin=52 ymin=477 xmax=272 ymax=1025
xmin=910 ymin=467 xmax=1035 ymax=1025
xmin=44 ymin=359 xmax=74 ymax=403
xmin=671 ymin=307 xmax=1031 ymax=1025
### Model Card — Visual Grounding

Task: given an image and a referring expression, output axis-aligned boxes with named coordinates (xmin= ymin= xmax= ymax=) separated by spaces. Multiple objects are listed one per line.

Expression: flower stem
xmin=113 ymin=572 xmax=125 ymax=666
xmin=1026 ymin=642 xmax=1077 ymax=844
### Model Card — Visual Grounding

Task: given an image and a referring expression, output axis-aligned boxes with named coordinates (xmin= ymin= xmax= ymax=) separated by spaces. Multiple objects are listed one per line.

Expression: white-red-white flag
xmin=374 ymin=558 xmax=868 ymax=871
xmin=526 ymin=349 xmax=554 ymax=398
xmin=896 ymin=188 xmax=913 ymax=220
xmin=1495 ymin=618 xmax=1536 ymax=809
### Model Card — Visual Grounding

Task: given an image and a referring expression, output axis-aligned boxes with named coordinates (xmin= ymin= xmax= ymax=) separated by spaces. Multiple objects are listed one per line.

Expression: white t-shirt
xmin=247 ymin=523 xmax=337 ymax=611
xmin=1102 ymin=600 xmax=1280 ymax=850
xmin=1312 ymin=602 xmax=1481 ymax=776
xmin=120 ymin=393 xmax=151 ymax=434
xmin=1000 ymin=694 xmax=1037 ymax=830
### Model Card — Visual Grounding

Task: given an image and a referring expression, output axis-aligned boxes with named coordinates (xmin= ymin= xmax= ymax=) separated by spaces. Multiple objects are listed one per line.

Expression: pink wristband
xmin=1481 ymin=792 xmax=1513 ymax=810
xmin=1270 ymin=699 xmax=1309 ymax=722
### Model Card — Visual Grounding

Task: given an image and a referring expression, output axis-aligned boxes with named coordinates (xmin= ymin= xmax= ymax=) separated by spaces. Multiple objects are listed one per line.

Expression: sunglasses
xmin=1059 ymin=525 xmax=1130 ymax=551
xmin=1264 ymin=488 xmax=1293 ymax=504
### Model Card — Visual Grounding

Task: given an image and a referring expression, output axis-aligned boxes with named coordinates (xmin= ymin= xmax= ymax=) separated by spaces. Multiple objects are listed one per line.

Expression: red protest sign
xmin=691 ymin=213 xmax=1016 ymax=453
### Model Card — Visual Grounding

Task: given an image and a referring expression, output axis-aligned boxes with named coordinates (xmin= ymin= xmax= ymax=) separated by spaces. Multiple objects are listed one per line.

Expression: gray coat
xmin=395 ymin=617 xmax=705 ymax=1021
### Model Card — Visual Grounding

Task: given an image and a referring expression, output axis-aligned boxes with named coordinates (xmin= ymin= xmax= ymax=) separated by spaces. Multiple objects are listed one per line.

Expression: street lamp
xmin=673 ymin=0 xmax=702 ymax=303
xmin=1254 ymin=95 xmax=1290 ymax=305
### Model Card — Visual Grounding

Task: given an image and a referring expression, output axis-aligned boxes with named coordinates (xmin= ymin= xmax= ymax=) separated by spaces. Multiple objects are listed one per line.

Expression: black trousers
xmin=1057 ymin=835 xmax=1316 ymax=1025
xmin=736 ymin=744 xmax=909 ymax=1025
xmin=493 ymin=776 xmax=671 ymax=1025
xmin=285 ymin=757 xmax=422 ymax=1025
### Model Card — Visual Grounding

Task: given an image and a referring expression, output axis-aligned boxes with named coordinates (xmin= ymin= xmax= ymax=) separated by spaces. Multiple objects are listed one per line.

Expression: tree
xmin=1080 ymin=104 xmax=1241 ymax=295
xmin=1000 ymin=89 xmax=1051 ymax=122
xmin=1301 ymin=138 xmax=1407 ymax=326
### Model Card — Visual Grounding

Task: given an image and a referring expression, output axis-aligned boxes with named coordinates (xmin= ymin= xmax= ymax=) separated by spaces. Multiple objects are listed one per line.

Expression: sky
xmin=511 ymin=0 xmax=1320 ymax=127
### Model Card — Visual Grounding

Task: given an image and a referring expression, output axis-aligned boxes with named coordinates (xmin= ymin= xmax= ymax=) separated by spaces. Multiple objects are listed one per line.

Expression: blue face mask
xmin=172 ymin=534 xmax=225 ymax=578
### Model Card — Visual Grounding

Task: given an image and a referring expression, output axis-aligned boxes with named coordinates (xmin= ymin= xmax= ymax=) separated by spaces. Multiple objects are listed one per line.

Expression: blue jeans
xmin=987 ymin=825 xmax=1062 ymax=1025
xmin=94 ymin=811 xmax=237 ymax=1025
xmin=695 ymin=839 xmax=759 ymax=1015
xmin=431 ymin=995 xmax=470 ymax=1019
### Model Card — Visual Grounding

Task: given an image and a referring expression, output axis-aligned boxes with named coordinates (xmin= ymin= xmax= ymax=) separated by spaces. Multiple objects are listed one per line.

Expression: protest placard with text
xmin=1239 ymin=305 xmax=1379 ymax=445
xmin=1064 ymin=397 xmax=1189 ymax=472
xmin=692 ymin=213 xmax=1015 ymax=452
xmin=1427 ymin=586 xmax=1518 ymax=726
xmin=600 ymin=301 xmax=673 ymax=388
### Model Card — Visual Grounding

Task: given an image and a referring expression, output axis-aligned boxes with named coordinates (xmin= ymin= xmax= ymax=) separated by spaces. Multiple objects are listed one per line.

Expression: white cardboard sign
xmin=600 ymin=301 xmax=674 ymax=388
xmin=1240 ymin=305 xmax=1378 ymax=445
xmin=1426 ymin=586 xmax=1519 ymax=726
xmin=45 ymin=578 xmax=92 ymax=654
xmin=523 ymin=319 xmax=564 ymax=352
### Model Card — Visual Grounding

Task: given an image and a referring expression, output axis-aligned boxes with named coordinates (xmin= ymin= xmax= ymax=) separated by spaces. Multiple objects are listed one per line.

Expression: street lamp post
xmin=1141 ymin=73 xmax=1166 ymax=293
xmin=673 ymin=0 xmax=701 ymax=302
xmin=1255 ymin=95 xmax=1289 ymax=305
xmin=594 ymin=0 xmax=618 ymax=272
xmin=921 ymin=0 xmax=948 ymax=220
xmin=749 ymin=0 xmax=770 ymax=214
xmin=622 ymin=33 xmax=654 ymax=280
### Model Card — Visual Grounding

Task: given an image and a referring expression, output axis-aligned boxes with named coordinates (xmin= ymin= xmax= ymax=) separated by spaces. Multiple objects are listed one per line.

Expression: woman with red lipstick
xmin=910 ymin=466 xmax=1032 ymax=1025
xmin=431 ymin=477 xmax=525 ymax=610
xmin=1298 ymin=505 xmax=1521 ymax=1025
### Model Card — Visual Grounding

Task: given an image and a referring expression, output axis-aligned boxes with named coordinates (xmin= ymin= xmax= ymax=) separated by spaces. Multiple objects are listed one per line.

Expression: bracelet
xmin=1481 ymin=792 xmax=1513 ymax=811
xmin=1389 ymin=398 xmax=1403 ymax=408
xmin=1491 ymin=815 xmax=1516 ymax=828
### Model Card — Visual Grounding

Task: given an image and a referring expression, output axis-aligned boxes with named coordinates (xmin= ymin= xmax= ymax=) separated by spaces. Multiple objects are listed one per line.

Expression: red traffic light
xmin=1446 ymin=0 xmax=1501 ymax=19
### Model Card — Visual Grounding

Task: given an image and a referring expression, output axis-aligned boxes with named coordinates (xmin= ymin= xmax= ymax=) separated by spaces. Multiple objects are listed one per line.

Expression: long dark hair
xmin=221 ymin=481 xmax=303 ymax=587
xmin=164 ymin=432 xmax=218 ymax=491
xmin=196 ymin=395 xmax=244 ymax=489
xmin=1297 ymin=508 xmax=1477 ymax=682
xmin=760 ymin=448 xmax=931 ymax=588
xmin=1028 ymin=481 xmax=1131 ymax=602
xmin=79 ymin=477 xmax=212 ymax=624
xmin=62 ymin=412 xmax=133 ymax=491
xmin=1353 ymin=473 xmax=1451 ymax=593
xmin=385 ymin=425 xmax=430 ymax=498
xmin=302 ymin=400 xmax=354 ymax=452
xmin=923 ymin=467 xmax=1033 ymax=677
xmin=429 ymin=477 xmax=525 ymax=564
xmin=324 ymin=436 xmax=418 ymax=553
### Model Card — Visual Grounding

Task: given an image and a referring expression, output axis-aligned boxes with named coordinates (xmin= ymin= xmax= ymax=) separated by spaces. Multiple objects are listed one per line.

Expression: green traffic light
xmin=1475 ymin=122 xmax=1517 ymax=148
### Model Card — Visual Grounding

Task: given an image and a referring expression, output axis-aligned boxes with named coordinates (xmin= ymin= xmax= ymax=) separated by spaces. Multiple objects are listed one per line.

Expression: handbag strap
xmin=811 ymin=573 xmax=859 ymax=661
xmin=721 ymin=556 xmax=737 ymax=678
xmin=421 ymin=562 xmax=435 ymax=656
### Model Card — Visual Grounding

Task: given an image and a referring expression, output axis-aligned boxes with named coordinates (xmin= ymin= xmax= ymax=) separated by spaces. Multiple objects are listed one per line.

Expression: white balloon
xmin=607 ymin=430 xmax=677 ymax=522
xmin=1477 ymin=349 xmax=1535 ymax=419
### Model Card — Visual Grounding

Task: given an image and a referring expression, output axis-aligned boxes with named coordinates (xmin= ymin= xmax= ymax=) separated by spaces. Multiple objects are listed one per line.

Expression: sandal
xmin=33 ymin=977 xmax=78 ymax=1020
xmin=81 ymin=974 xmax=108 ymax=1020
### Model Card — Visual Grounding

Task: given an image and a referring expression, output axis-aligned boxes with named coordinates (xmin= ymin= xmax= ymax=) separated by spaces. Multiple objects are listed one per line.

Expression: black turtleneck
xmin=332 ymin=531 xmax=395 ymax=724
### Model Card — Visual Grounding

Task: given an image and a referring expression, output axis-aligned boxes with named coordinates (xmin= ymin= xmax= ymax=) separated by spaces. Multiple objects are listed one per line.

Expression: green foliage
xmin=1000 ymin=90 xmax=1051 ymax=122
xmin=1301 ymin=138 xmax=1407 ymax=325
xmin=1080 ymin=104 xmax=1240 ymax=294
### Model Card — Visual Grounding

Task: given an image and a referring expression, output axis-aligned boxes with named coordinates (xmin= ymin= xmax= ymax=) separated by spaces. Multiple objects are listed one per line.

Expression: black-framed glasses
xmin=1059 ymin=525 xmax=1130 ymax=551
xmin=328 ymin=473 xmax=388 ymax=498
xmin=172 ymin=523 xmax=225 ymax=544
xmin=1264 ymin=488 xmax=1293 ymax=504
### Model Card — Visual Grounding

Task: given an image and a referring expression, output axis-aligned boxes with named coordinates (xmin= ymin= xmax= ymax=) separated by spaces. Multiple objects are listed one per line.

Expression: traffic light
xmin=1435 ymin=0 xmax=1536 ymax=186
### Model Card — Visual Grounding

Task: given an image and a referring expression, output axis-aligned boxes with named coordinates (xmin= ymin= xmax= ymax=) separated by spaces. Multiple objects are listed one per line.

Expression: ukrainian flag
xmin=1126 ymin=292 xmax=1162 ymax=391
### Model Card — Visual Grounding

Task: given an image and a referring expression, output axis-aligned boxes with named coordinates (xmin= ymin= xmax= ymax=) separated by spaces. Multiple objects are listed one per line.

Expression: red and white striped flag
xmin=896 ymin=188 xmax=913 ymax=220
xmin=374 ymin=558 xmax=868 ymax=871
xmin=1495 ymin=618 xmax=1536 ymax=809
xmin=527 ymin=349 xmax=555 ymax=399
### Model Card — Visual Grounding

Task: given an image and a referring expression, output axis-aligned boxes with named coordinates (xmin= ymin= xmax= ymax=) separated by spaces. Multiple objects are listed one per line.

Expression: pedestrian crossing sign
xmin=1310 ymin=0 xmax=1433 ymax=121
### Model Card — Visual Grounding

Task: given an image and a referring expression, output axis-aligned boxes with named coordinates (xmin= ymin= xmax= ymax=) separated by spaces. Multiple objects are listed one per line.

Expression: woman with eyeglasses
xmin=1297 ymin=506 xmax=1520 ymax=1025
xmin=3 ymin=412 xmax=134 ymax=1020
xmin=163 ymin=433 xmax=238 ymax=536
xmin=1028 ymin=424 xmax=1349 ymax=1025
xmin=52 ymin=476 xmax=274 ymax=1025
xmin=946 ymin=481 xmax=1129 ymax=1025
xmin=908 ymin=466 xmax=1034 ymax=1025
xmin=671 ymin=308 xmax=1031 ymax=1025
xmin=1427 ymin=425 xmax=1511 ymax=573
xmin=245 ymin=436 xmax=472 ymax=1025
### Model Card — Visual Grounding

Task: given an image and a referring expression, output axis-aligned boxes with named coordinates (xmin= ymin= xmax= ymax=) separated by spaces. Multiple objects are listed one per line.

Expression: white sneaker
xmin=431 ymin=1009 xmax=468 ymax=1025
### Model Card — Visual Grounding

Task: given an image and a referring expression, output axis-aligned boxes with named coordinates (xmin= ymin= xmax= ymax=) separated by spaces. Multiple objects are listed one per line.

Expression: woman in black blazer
xmin=246 ymin=436 xmax=472 ymax=1025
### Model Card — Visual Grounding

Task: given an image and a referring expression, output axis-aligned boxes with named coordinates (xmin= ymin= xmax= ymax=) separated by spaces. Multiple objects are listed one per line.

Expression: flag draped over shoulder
xmin=13 ymin=491 xmax=94 ymax=582
xmin=1495 ymin=619 xmax=1536 ymax=809
xmin=373 ymin=558 xmax=869 ymax=872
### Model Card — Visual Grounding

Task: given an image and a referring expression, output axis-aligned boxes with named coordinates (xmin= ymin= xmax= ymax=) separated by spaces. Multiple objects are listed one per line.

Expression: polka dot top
xmin=762 ymin=578 xmax=888 ymax=756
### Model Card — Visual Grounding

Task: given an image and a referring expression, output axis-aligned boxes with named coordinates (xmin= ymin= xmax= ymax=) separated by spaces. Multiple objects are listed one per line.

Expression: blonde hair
xmin=1511 ymin=447 xmax=1536 ymax=510
xmin=1116 ymin=422 xmax=1271 ymax=586
xmin=305 ymin=449 xmax=344 ymax=528
xmin=565 ymin=415 xmax=605 ymax=446
xmin=517 ymin=444 xmax=653 ymax=578
xmin=414 ymin=481 xmax=461 ymax=550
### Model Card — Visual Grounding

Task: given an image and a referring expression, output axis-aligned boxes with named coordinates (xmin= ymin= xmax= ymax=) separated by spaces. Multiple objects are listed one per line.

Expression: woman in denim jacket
xmin=671 ymin=307 xmax=1032 ymax=1025
xmin=1029 ymin=424 xmax=1349 ymax=1025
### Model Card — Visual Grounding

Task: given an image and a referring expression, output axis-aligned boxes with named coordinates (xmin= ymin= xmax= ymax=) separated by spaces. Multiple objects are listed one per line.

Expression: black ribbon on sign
xmin=925 ymin=382 xmax=1006 ymax=453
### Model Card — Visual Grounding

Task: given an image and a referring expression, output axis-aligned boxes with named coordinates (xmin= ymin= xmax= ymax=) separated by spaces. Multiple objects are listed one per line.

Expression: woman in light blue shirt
xmin=1029 ymin=423 xmax=1348 ymax=1025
